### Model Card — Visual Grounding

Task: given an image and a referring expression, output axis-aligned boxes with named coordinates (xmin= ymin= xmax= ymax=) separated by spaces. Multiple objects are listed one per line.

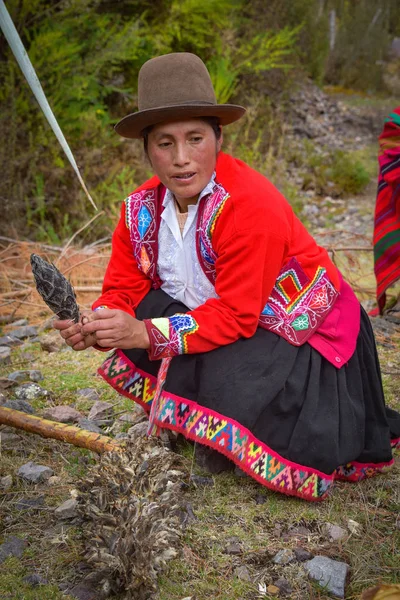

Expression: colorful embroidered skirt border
xmin=98 ymin=290 xmax=400 ymax=502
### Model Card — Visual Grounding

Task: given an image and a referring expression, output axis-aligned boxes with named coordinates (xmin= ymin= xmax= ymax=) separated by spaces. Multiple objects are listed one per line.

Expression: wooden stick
xmin=0 ymin=407 xmax=122 ymax=454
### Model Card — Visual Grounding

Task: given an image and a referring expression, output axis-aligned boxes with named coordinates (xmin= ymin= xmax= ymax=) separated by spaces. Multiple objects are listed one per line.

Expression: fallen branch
xmin=0 ymin=407 xmax=122 ymax=453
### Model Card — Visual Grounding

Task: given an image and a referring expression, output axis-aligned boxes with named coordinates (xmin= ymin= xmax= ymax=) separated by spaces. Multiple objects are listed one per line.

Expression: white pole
xmin=0 ymin=0 xmax=98 ymax=211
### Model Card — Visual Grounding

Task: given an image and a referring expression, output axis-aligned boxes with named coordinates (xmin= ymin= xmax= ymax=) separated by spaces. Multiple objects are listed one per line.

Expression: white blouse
xmin=157 ymin=177 xmax=219 ymax=310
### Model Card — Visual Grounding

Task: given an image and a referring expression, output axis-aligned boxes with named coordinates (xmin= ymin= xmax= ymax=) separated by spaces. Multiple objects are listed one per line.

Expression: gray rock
xmin=272 ymin=549 xmax=296 ymax=565
xmin=47 ymin=476 xmax=62 ymax=487
xmin=76 ymin=388 xmax=100 ymax=402
xmin=17 ymin=461 xmax=54 ymax=484
xmin=255 ymin=494 xmax=267 ymax=505
xmin=43 ymin=405 xmax=82 ymax=423
xmin=87 ymin=400 xmax=113 ymax=421
xmin=3 ymin=399 xmax=35 ymax=414
xmin=304 ymin=555 xmax=349 ymax=598
xmin=40 ymin=332 xmax=64 ymax=353
xmin=23 ymin=573 xmax=48 ymax=586
xmin=11 ymin=319 xmax=28 ymax=327
xmin=10 ymin=326 xmax=38 ymax=339
xmin=16 ymin=496 xmax=45 ymax=511
xmin=14 ymin=383 xmax=48 ymax=401
xmin=189 ymin=474 xmax=214 ymax=487
xmin=115 ymin=432 xmax=130 ymax=440
xmin=283 ymin=525 xmax=311 ymax=542
xmin=274 ymin=578 xmax=293 ymax=595
xmin=0 ymin=336 xmax=21 ymax=347
xmin=294 ymin=546 xmax=313 ymax=562
xmin=0 ymin=346 xmax=11 ymax=365
xmin=8 ymin=370 xmax=43 ymax=383
xmin=54 ymin=498 xmax=78 ymax=520
xmin=0 ymin=536 xmax=27 ymax=563
xmin=118 ymin=412 xmax=138 ymax=423
xmin=128 ymin=421 xmax=149 ymax=438
xmin=324 ymin=523 xmax=348 ymax=542
xmin=224 ymin=542 xmax=242 ymax=555
xmin=78 ymin=418 xmax=102 ymax=434
xmin=0 ymin=431 xmax=23 ymax=443
xmin=0 ymin=475 xmax=13 ymax=490
xmin=234 ymin=565 xmax=251 ymax=581
xmin=67 ymin=582 xmax=98 ymax=600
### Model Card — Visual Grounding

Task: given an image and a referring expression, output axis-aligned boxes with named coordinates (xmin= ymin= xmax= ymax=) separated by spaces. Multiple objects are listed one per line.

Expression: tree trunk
xmin=0 ymin=406 xmax=122 ymax=453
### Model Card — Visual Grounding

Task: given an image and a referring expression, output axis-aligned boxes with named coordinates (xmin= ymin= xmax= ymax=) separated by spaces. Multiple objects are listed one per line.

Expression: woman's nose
xmin=173 ymin=142 xmax=190 ymax=166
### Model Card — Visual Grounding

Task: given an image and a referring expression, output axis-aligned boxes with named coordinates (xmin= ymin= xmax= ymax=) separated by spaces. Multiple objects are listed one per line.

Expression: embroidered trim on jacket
xmin=124 ymin=189 xmax=162 ymax=288
xmin=259 ymin=258 xmax=339 ymax=346
xmin=144 ymin=314 xmax=199 ymax=359
xmin=196 ymin=184 xmax=229 ymax=284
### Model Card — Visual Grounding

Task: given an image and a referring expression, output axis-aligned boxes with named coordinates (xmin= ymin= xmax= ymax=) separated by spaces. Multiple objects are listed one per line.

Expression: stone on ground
xmin=17 ymin=461 xmax=54 ymax=484
xmin=128 ymin=421 xmax=149 ymax=438
xmin=54 ymin=498 xmax=78 ymax=519
xmin=43 ymin=405 xmax=82 ymax=423
xmin=8 ymin=370 xmax=43 ymax=382
xmin=16 ymin=496 xmax=45 ymax=511
xmin=14 ymin=383 xmax=49 ymax=401
xmin=294 ymin=546 xmax=313 ymax=562
xmin=0 ymin=536 xmax=27 ymax=563
xmin=324 ymin=523 xmax=348 ymax=542
xmin=3 ymin=399 xmax=35 ymax=414
xmin=87 ymin=400 xmax=113 ymax=421
xmin=272 ymin=549 xmax=296 ymax=565
xmin=234 ymin=565 xmax=251 ymax=581
xmin=78 ymin=418 xmax=102 ymax=434
xmin=23 ymin=573 xmax=48 ymax=586
xmin=10 ymin=325 xmax=38 ymax=339
xmin=40 ymin=332 xmax=64 ymax=352
xmin=0 ymin=475 xmax=13 ymax=490
xmin=304 ymin=555 xmax=349 ymax=598
xmin=274 ymin=577 xmax=293 ymax=595
xmin=0 ymin=346 xmax=11 ymax=365
xmin=76 ymin=388 xmax=100 ymax=402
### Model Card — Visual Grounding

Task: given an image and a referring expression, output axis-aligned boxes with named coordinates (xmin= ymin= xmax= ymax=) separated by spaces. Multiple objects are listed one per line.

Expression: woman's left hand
xmin=81 ymin=309 xmax=150 ymax=350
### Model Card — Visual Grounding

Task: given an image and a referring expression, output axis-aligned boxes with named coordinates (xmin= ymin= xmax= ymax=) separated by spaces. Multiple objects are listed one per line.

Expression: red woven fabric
xmin=373 ymin=107 xmax=400 ymax=313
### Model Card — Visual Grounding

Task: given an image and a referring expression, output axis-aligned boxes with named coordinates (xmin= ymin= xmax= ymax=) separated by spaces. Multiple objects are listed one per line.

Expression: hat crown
xmin=138 ymin=53 xmax=217 ymax=111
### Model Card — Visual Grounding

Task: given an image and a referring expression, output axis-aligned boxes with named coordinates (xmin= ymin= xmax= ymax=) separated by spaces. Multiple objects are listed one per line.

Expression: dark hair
xmin=142 ymin=116 xmax=221 ymax=155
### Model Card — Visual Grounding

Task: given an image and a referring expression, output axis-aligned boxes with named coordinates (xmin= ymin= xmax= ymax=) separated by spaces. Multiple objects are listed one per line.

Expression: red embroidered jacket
xmin=93 ymin=153 xmax=345 ymax=360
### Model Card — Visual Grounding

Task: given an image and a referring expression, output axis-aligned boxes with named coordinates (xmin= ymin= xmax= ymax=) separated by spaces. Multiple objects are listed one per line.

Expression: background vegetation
xmin=0 ymin=0 xmax=399 ymax=241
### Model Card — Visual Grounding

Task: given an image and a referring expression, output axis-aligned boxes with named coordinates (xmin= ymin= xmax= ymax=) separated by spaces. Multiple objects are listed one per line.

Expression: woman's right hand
xmin=53 ymin=310 xmax=97 ymax=351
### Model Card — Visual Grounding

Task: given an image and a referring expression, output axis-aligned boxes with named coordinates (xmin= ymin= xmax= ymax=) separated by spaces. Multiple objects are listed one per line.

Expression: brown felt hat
xmin=114 ymin=52 xmax=246 ymax=139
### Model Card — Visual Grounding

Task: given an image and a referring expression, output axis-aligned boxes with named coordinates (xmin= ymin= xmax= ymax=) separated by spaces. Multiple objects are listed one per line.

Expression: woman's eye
xmin=158 ymin=142 xmax=171 ymax=148
xmin=191 ymin=136 xmax=203 ymax=143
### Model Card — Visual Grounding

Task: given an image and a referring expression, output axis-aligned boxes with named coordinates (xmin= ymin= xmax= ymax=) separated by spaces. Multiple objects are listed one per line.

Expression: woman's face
xmin=147 ymin=118 xmax=222 ymax=207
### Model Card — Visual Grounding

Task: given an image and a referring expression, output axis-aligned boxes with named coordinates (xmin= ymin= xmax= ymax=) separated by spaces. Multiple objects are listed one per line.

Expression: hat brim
xmin=114 ymin=104 xmax=246 ymax=139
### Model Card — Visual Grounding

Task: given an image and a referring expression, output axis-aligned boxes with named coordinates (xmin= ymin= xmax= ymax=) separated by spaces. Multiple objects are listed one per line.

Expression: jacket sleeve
xmin=143 ymin=215 xmax=289 ymax=360
xmin=92 ymin=202 xmax=152 ymax=316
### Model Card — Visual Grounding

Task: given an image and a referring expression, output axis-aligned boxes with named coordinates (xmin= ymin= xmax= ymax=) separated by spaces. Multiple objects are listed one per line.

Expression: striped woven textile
xmin=373 ymin=107 xmax=400 ymax=313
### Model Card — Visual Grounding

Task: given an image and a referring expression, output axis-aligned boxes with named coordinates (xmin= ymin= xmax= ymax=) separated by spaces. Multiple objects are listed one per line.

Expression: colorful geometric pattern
xmin=144 ymin=314 xmax=199 ymax=359
xmin=124 ymin=189 xmax=162 ymax=288
xmin=259 ymin=258 xmax=339 ymax=346
xmin=373 ymin=106 xmax=400 ymax=313
xmin=98 ymin=350 xmax=396 ymax=502
xmin=196 ymin=183 xmax=229 ymax=284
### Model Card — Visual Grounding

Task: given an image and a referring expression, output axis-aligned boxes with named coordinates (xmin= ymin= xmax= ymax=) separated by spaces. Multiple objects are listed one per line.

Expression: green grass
xmin=0 ymin=300 xmax=399 ymax=599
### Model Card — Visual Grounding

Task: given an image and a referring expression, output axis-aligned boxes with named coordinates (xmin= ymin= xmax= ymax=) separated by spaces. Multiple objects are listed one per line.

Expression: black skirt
xmin=99 ymin=289 xmax=400 ymax=501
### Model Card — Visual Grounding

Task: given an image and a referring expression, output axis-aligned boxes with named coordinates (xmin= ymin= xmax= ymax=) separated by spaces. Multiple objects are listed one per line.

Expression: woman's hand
xmin=53 ymin=310 xmax=97 ymax=351
xmin=80 ymin=308 xmax=150 ymax=350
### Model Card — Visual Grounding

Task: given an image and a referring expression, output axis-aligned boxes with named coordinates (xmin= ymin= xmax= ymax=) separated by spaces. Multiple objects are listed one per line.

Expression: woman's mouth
xmin=172 ymin=172 xmax=196 ymax=181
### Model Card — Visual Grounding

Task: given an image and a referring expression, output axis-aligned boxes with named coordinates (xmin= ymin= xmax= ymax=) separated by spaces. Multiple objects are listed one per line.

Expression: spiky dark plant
xmin=30 ymin=253 xmax=80 ymax=322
